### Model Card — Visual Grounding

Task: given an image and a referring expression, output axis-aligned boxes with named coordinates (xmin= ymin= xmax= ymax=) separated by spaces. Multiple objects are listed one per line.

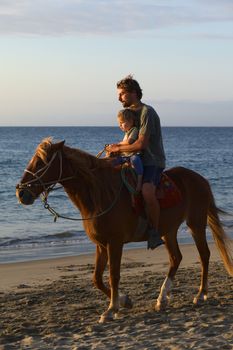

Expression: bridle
xmin=17 ymin=148 xmax=124 ymax=222
xmin=17 ymin=151 xmax=75 ymax=200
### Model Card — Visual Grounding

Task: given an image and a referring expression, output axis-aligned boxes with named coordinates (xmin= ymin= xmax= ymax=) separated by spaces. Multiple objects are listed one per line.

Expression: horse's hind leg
xmin=188 ymin=225 xmax=210 ymax=304
xmin=156 ymin=230 xmax=182 ymax=311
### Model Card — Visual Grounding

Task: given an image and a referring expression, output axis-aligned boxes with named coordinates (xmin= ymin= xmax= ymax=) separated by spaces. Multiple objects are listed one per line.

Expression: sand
xmin=0 ymin=243 xmax=233 ymax=349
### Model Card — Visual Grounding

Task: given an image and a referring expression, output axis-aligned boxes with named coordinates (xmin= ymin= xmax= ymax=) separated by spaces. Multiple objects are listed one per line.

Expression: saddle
xmin=122 ymin=167 xmax=182 ymax=215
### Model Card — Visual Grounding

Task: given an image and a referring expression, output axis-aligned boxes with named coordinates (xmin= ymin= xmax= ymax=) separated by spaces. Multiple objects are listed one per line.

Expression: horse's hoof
xmin=99 ymin=314 xmax=112 ymax=323
xmin=155 ymin=294 xmax=171 ymax=311
xmin=193 ymin=293 xmax=207 ymax=305
xmin=155 ymin=300 xmax=167 ymax=311
xmin=99 ymin=312 xmax=114 ymax=324
xmin=119 ymin=294 xmax=133 ymax=309
xmin=193 ymin=294 xmax=207 ymax=305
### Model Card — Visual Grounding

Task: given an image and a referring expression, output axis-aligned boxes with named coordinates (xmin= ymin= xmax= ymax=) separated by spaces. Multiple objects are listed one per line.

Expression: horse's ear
xmin=52 ymin=140 xmax=65 ymax=152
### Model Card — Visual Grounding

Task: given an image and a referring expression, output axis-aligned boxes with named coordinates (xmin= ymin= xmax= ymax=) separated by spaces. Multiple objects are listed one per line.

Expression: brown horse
xmin=16 ymin=137 xmax=233 ymax=323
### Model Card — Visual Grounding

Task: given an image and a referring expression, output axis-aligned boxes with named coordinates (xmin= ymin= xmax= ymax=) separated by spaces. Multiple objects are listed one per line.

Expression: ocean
xmin=0 ymin=127 xmax=232 ymax=264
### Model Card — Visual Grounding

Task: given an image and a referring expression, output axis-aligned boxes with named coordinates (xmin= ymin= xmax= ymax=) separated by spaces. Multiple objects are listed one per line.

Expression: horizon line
xmin=0 ymin=125 xmax=233 ymax=128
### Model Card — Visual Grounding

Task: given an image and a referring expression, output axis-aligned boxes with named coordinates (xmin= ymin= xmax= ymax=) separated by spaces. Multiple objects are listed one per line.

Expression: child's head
xmin=117 ymin=109 xmax=136 ymax=132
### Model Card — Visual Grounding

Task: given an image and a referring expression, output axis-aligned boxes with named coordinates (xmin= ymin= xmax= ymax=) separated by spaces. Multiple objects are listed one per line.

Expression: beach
xmin=1 ymin=243 xmax=233 ymax=349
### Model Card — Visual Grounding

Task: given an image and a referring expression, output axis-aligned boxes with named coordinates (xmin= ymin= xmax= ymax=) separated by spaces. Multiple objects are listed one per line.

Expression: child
xmin=113 ymin=109 xmax=143 ymax=192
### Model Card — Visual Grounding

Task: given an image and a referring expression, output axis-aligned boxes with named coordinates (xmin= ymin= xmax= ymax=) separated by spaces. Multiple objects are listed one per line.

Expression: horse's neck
xmin=61 ymin=149 xmax=119 ymax=217
xmin=60 ymin=151 xmax=94 ymax=213
xmin=64 ymin=182 xmax=94 ymax=218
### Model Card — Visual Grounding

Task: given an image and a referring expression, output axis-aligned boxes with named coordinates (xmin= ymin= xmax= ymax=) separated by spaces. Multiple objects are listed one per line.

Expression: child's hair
xmin=117 ymin=109 xmax=136 ymax=123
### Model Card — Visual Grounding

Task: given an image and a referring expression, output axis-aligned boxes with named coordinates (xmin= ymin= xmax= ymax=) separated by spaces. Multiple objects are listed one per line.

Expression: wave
xmin=0 ymin=230 xmax=87 ymax=249
xmin=223 ymin=220 xmax=233 ymax=229
xmin=1 ymin=220 xmax=232 ymax=250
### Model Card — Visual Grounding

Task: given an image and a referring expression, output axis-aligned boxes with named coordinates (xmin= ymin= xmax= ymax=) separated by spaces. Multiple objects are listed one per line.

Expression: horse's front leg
xmin=93 ymin=244 xmax=110 ymax=298
xmin=94 ymin=244 xmax=133 ymax=313
xmin=99 ymin=242 xmax=123 ymax=323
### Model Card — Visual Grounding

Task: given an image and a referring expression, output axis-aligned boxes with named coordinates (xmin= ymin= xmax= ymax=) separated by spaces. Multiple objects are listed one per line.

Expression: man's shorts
xmin=142 ymin=166 xmax=164 ymax=186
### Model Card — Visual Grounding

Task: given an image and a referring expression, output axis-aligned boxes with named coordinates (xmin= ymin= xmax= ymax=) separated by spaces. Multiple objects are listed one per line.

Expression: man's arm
xmin=117 ymin=139 xmax=131 ymax=146
xmin=107 ymin=133 xmax=149 ymax=153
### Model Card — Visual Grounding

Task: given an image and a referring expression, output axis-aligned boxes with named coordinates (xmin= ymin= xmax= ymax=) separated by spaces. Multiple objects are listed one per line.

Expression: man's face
xmin=117 ymin=88 xmax=136 ymax=108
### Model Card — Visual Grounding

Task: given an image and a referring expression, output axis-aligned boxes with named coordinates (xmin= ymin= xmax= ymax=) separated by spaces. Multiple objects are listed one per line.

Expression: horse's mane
xmin=35 ymin=137 xmax=53 ymax=164
xmin=63 ymin=144 xmax=120 ymax=212
xmin=36 ymin=137 xmax=120 ymax=212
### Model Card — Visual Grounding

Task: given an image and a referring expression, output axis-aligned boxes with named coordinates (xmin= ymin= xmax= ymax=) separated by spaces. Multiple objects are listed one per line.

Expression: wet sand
xmin=0 ymin=243 xmax=233 ymax=349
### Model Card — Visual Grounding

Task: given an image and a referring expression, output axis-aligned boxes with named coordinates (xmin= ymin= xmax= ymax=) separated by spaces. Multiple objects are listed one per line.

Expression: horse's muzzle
xmin=16 ymin=185 xmax=35 ymax=205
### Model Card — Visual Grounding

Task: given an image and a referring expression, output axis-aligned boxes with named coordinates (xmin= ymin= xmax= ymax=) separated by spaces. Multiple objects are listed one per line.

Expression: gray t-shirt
xmin=134 ymin=104 xmax=166 ymax=167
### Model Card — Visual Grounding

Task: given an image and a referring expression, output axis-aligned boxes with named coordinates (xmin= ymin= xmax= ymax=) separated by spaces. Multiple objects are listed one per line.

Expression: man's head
xmin=117 ymin=75 xmax=143 ymax=108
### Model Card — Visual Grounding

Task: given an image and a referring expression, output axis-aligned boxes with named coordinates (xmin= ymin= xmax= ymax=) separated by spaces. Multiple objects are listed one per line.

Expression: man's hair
xmin=117 ymin=74 xmax=143 ymax=100
xmin=117 ymin=109 xmax=136 ymax=123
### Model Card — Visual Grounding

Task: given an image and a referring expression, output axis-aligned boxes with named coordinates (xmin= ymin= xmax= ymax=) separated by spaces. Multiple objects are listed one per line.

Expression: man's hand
xmin=106 ymin=144 xmax=120 ymax=153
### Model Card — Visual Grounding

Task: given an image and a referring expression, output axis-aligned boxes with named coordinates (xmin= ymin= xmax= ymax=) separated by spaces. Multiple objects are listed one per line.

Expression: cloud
xmin=0 ymin=0 xmax=232 ymax=36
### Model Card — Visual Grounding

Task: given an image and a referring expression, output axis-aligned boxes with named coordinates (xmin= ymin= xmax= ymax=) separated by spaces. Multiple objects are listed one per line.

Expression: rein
xmin=41 ymin=179 xmax=124 ymax=222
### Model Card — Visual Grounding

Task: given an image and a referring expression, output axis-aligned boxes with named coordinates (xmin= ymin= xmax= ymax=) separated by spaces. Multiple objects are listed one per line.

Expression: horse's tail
xmin=208 ymin=196 xmax=233 ymax=276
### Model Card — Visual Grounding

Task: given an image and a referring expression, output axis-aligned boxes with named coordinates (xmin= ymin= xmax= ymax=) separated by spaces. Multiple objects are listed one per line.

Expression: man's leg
xmin=130 ymin=155 xmax=143 ymax=192
xmin=142 ymin=166 xmax=164 ymax=249
xmin=142 ymin=182 xmax=160 ymax=230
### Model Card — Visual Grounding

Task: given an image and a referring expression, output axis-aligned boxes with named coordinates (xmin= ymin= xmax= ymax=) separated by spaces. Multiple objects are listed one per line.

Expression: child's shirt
xmin=121 ymin=126 xmax=139 ymax=157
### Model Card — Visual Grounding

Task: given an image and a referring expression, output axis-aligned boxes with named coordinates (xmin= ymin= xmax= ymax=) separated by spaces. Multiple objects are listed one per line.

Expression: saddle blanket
xmin=124 ymin=169 xmax=182 ymax=214
xmin=156 ymin=172 xmax=182 ymax=209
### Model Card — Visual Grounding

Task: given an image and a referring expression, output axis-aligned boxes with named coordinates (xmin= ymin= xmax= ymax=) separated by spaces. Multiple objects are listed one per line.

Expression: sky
xmin=0 ymin=0 xmax=233 ymax=126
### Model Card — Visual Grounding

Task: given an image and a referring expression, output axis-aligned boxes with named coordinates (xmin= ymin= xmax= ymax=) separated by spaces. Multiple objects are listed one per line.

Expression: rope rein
xmin=96 ymin=144 xmax=109 ymax=158
xmin=42 ymin=179 xmax=124 ymax=222
xmin=120 ymin=166 xmax=138 ymax=195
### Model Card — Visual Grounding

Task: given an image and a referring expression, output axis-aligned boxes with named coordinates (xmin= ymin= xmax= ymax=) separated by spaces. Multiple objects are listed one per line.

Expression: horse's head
xmin=16 ymin=138 xmax=65 ymax=205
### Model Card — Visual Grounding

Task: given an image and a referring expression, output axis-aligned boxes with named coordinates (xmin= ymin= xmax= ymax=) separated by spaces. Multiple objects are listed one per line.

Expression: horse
xmin=16 ymin=137 xmax=233 ymax=323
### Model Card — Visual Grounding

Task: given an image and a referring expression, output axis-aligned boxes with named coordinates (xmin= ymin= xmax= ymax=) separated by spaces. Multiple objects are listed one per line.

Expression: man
xmin=107 ymin=75 xmax=166 ymax=249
